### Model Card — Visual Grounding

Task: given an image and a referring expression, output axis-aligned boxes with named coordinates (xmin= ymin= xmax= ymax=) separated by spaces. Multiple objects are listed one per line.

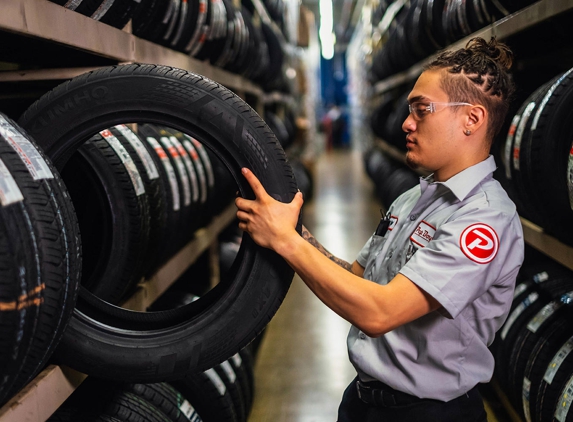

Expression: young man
xmin=235 ymin=37 xmax=524 ymax=421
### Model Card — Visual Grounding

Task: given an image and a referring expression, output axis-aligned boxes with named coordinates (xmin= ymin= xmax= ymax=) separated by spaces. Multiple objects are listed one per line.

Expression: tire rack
xmin=372 ymin=0 xmax=573 ymax=95
xmin=0 ymin=0 xmax=265 ymax=112
xmin=0 ymin=0 xmax=295 ymax=420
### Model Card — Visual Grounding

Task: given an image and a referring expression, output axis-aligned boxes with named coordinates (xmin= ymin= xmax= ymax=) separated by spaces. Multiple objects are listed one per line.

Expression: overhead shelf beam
xmin=374 ymin=0 xmax=573 ymax=95
xmin=0 ymin=0 xmax=263 ymax=96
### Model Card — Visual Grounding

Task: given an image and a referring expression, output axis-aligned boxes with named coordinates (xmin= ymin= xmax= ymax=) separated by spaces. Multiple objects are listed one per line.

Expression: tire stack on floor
xmin=0 ymin=65 xmax=302 ymax=422
xmin=491 ymin=247 xmax=573 ymax=422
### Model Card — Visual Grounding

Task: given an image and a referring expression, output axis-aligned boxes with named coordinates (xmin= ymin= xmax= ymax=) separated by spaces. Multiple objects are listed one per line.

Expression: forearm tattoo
xmin=301 ymin=226 xmax=353 ymax=272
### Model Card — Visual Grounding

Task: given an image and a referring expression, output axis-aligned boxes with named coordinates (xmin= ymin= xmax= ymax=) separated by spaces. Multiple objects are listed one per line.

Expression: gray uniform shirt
xmin=350 ymin=155 xmax=524 ymax=401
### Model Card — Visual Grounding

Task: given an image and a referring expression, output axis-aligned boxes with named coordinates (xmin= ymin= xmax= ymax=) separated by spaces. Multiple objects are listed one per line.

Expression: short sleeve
xmin=399 ymin=207 xmax=524 ymax=319
xmin=356 ymin=235 xmax=373 ymax=268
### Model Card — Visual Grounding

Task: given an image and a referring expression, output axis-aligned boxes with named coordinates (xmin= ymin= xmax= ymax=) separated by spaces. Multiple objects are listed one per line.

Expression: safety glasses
xmin=408 ymin=102 xmax=474 ymax=120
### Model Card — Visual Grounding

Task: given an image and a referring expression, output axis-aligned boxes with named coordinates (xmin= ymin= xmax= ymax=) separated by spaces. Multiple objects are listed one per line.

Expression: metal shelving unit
xmin=0 ymin=202 xmax=237 ymax=422
xmin=373 ymin=0 xmax=573 ymax=95
xmin=0 ymin=0 xmax=263 ymax=97
xmin=0 ymin=1 xmax=271 ymax=419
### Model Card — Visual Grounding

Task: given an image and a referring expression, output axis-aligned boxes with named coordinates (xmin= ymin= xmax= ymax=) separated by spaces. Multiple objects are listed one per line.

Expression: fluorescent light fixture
xmin=319 ymin=0 xmax=335 ymax=59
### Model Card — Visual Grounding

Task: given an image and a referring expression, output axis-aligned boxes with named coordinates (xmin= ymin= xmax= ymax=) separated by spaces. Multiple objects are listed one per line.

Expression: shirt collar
xmin=419 ymin=155 xmax=497 ymax=202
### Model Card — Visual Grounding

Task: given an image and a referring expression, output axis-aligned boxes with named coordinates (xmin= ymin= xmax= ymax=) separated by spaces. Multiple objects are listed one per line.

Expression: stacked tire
xmin=363 ymin=145 xmax=418 ymax=208
xmin=0 ymin=64 xmax=303 ymax=410
xmin=47 ymin=0 xmax=288 ymax=91
xmin=0 ymin=114 xmax=81 ymax=405
xmin=370 ymin=0 xmax=537 ymax=82
xmin=493 ymin=251 xmax=573 ymax=421
xmin=499 ymin=67 xmax=573 ymax=246
xmin=47 ymin=347 xmax=257 ymax=422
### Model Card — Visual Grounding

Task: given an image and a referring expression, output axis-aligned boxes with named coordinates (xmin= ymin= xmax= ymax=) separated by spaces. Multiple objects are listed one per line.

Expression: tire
xmin=523 ymin=316 xmax=573 ymax=422
xmin=522 ymin=67 xmax=573 ymax=244
xmin=232 ymin=347 xmax=255 ymax=416
xmin=18 ymin=64 xmax=299 ymax=382
xmin=504 ymin=81 xmax=553 ymax=226
xmin=214 ymin=360 xmax=246 ymax=422
xmin=507 ymin=291 xmax=573 ymax=416
xmin=122 ymin=383 xmax=203 ymax=422
xmin=536 ymin=335 xmax=573 ymax=422
xmin=172 ymin=368 xmax=238 ymax=422
xmin=61 ymin=131 xmax=151 ymax=304
xmin=95 ymin=0 xmax=137 ymax=29
xmin=172 ymin=0 xmax=208 ymax=52
xmin=0 ymin=114 xmax=81 ymax=405
xmin=84 ymin=380 xmax=175 ymax=422
xmin=496 ymin=274 xmax=573 ymax=395
xmin=108 ymin=125 xmax=171 ymax=276
xmin=136 ymin=123 xmax=190 ymax=256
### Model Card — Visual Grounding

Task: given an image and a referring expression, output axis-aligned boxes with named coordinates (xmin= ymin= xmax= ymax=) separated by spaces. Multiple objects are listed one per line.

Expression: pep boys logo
xmin=460 ymin=223 xmax=499 ymax=264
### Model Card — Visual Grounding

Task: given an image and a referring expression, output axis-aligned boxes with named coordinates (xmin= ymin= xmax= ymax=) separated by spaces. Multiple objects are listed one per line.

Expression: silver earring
xmin=465 ymin=130 xmax=471 ymax=136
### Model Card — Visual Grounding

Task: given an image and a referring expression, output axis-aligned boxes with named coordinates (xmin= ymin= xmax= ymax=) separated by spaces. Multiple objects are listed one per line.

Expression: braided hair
xmin=425 ymin=37 xmax=515 ymax=141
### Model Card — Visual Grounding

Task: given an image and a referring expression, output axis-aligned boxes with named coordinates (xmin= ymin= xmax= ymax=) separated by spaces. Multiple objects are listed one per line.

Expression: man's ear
xmin=465 ymin=105 xmax=487 ymax=134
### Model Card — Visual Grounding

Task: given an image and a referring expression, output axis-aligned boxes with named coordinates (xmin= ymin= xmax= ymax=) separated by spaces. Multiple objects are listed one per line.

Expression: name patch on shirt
xmin=460 ymin=223 xmax=499 ymax=264
xmin=410 ymin=221 xmax=435 ymax=248
xmin=388 ymin=215 xmax=398 ymax=231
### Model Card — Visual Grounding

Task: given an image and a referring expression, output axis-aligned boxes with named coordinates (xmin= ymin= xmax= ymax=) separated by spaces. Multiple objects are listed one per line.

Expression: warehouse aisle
xmin=247 ymin=149 xmax=382 ymax=422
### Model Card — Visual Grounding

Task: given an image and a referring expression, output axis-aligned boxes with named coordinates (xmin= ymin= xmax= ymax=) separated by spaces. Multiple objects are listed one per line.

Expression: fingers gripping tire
xmin=18 ymin=64 xmax=299 ymax=382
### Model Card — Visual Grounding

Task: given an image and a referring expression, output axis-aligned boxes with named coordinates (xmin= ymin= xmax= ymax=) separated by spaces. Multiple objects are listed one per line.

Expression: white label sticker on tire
xmin=100 ymin=129 xmax=145 ymax=196
xmin=555 ymin=373 xmax=573 ymax=421
xmin=512 ymin=102 xmax=536 ymax=172
xmin=146 ymin=137 xmax=180 ymax=211
xmin=514 ymin=282 xmax=530 ymax=299
xmin=115 ymin=125 xmax=160 ymax=180
xmin=527 ymin=300 xmax=563 ymax=333
xmin=220 ymin=361 xmax=237 ymax=383
xmin=523 ymin=377 xmax=532 ymax=422
xmin=188 ymin=135 xmax=215 ymax=188
xmin=0 ymin=115 xmax=54 ymax=180
xmin=91 ymin=0 xmax=115 ymax=20
xmin=160 ymin=137 xmax=191 ymax=207
xmin=170 ymin=136 xmax=199 ymax=203
xmin=178 ymin=399 xmax=197 ymax=419
xmin=231 ymin=352 xmax=242 ymax=367
xmin=204 ymin=368 xmax=226 ymax=396
xmin=532 ymin=67 xmax=573 ymax=131
xmin=545 ymin=336 xmax=573 ymax=384
xmin=501 ymin=292 xmax=539 ymax=340
xmin=0 ymin=158 xmax=24 ymax=206
xmin=504 ymin=113 xmax=521 ymax=180
xmin=183 ymin=139 xmax=208 ymax=204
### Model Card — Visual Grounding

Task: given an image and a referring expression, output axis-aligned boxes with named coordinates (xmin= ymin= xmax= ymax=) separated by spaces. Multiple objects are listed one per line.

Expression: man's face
xmin=402 ymin=70 xmax=463 ymax=174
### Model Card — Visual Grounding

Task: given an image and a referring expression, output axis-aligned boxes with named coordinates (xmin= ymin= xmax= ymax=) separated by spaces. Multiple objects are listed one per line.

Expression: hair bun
xmin=465 ymin=37 xmax=513 ymax=71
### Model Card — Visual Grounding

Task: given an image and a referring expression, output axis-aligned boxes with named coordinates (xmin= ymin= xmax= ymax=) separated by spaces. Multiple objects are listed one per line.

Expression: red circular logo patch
xmin=459 ymin=223 xmax=499 ymax=264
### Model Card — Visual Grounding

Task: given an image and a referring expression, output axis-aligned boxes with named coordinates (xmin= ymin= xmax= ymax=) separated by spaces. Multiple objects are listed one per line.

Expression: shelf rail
xmin=0 ymin=0 xmax=263 ymax=96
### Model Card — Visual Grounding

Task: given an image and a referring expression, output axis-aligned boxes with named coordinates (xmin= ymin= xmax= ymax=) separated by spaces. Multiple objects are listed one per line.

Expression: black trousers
xmin=337 ymin=377 xmax=488 ymax=422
